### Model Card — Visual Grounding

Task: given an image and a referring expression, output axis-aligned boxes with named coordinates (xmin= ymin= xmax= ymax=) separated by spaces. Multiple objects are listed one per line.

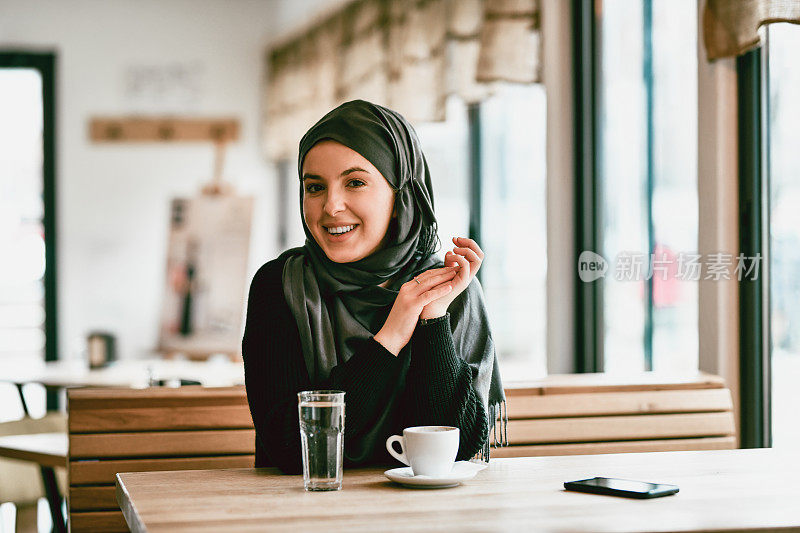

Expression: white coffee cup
xmin=385 ymin=426 xmax=460 ymax=477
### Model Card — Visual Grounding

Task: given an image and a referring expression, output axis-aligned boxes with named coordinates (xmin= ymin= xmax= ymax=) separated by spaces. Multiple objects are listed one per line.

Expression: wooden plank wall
xmin=67 ymin=386 xmax=254 ymax=533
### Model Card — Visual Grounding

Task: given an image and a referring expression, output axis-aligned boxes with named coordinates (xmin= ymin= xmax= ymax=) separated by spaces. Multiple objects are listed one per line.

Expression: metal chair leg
xmin=39 ymin=466 xmax=65 ymax=533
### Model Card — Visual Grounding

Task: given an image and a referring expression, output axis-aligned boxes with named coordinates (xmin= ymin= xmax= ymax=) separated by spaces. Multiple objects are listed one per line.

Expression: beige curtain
xmin=704 ymin=0 xmax=800 ymax=60
xmin=264 ymin=0 xmax=541 ymax=160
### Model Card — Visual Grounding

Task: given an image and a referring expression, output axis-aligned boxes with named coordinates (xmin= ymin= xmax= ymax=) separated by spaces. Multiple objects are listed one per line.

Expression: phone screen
xmin=575 ymin=477 xmax=663 ymax=492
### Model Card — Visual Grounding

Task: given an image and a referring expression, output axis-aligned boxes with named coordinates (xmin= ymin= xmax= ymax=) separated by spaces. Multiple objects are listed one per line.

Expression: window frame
xmin=0 ymin=51 xmax=58 ymax=408
xmin=572 ymin=0 xmax=604 ymax=373
xmin=467 ymin=102 xmax=483 ymax=284
xmin=737 ymin=43 xmax=772 ymax=449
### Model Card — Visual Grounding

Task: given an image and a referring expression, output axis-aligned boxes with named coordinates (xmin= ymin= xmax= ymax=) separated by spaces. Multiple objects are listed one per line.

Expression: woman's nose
xmin=323 ymin=189 xmax=345 ymax=216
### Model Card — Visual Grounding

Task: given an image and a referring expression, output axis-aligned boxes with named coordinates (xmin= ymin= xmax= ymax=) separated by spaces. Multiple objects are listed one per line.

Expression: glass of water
xmin=298 ymin=390 xmax=345 ymax=491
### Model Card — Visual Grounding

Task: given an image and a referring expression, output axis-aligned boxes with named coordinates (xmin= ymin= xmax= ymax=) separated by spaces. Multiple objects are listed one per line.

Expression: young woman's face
xmin=302 ymin=140 xmax=395 ymax=263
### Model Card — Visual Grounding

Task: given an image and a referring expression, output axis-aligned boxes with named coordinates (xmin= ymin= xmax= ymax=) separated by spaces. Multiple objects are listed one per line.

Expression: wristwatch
xmin=419 ymin=313 xmax=449 ymax=326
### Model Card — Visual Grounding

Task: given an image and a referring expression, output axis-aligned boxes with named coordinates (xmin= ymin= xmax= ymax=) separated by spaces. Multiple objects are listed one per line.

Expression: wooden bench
xmin=67 ymin=386 xmax=257 ymax=532
xmin=66 ymin=375 xmax=736 ymax=530
xmin=493 ymin=372 xmax=737 ymax=457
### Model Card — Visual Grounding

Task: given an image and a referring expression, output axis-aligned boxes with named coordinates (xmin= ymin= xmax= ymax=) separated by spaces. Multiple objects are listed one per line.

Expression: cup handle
xmin=385 ymin=435 xmax=409 ymax=466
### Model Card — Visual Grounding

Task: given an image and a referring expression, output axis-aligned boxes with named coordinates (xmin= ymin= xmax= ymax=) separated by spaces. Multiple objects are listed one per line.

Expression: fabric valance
xmin=704 ymin=0 xmax=800 ymax=60
xmin=264 ymin=0 xmax=541 ymax=160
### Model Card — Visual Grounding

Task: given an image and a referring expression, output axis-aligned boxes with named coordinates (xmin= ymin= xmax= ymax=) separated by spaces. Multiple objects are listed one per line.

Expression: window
xmin=479 ymin=85 xmax=548 ymax=380
xmin=768 ymin=23 xmax=800 ymax=449
xmin=415 ymin=96 xmax=471 ymax=249
xmin=415 ymin=90 xmax=550 ymax=381
xmin=0 ymin=53 xmax=56 ymax=420
xmin=597 ymin=0 xmax=698 ymax=373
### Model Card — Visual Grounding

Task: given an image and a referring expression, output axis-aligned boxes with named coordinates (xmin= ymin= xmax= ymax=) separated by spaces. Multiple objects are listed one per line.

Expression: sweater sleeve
xmin=403 ymin=314 xmax=488 ymax=460
xmin=242 ymin=258 xmax=406 ymax=474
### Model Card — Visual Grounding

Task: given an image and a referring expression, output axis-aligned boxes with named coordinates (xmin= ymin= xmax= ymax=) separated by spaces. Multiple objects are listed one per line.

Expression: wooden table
xmin=0 ymin=432 xmax=66 ymax=468
xmin=0 ymin=432 xmax=68 ymax=532
xmin=116 ymin=448 xmax=799 ymax=532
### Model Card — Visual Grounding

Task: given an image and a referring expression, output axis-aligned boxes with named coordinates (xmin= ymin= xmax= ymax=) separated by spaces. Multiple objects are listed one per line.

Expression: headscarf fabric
xmin=281 ymin=100 xmax=506 ymax=463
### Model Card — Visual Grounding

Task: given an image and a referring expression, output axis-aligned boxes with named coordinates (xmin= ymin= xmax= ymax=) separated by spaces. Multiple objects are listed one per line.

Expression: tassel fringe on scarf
xmin=478 ymin=400 xmax=508 ymax=462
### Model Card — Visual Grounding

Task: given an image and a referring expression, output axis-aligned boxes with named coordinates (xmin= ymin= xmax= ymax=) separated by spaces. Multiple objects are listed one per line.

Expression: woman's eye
xmin=305 ymin=183 xmax=323 ymax=193
xmin=348 ymin=179 xmax=366 ymax=188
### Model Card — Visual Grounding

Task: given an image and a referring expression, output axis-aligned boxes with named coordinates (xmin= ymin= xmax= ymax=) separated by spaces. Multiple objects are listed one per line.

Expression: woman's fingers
xmin=421 ymin=269 xmax=457 ymax=285
xmin=452 ymin=246 xmax=481 ymax=264
xmin=449 ymin=252 xmax=471 ymax=286
xmin=407 ymin=269 xmax=456 ymax=293
xmin=452 ymin=236 xmax=485 ymax=259
xmin=415 ymin=265 xmax=457 ymax=282
xmin=418 ymin=256 xmax=468 ymax=308
xmin=421 ymin=281 xmax=453 ymax=305
xmin=448 ymin=237 xmax=484 ymax=278
xmin=444 ymin=251 xmax=463 ymax=268
xmin=422 ymin=270 xmax=457 ymax=288
xmin=412 ymin=237 xmax=484 ymax=298
xmin=445 ymin=250 xmax=475 ymax=275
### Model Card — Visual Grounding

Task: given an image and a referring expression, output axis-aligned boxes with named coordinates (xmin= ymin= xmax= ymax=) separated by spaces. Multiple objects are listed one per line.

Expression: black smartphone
xmin=564 ymin=477 xmax=679 ymax=499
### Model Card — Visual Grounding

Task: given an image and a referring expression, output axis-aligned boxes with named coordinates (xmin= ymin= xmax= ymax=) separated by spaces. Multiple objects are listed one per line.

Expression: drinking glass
xmin=298 ymin=390 xmax=345 ymax=491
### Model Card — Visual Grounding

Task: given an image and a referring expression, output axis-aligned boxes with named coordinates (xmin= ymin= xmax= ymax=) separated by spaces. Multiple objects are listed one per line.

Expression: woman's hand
xmin=420 ymin=237 xmax=484 ymax=320
xmin=374 ymin=266 xmax=458 ymax=356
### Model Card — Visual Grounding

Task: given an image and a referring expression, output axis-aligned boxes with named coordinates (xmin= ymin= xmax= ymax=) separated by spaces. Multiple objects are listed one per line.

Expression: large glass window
xmin=480 ymin=85 xmax=548 ymax=380
xmin=599 ymin=0 xmax=698 ymax=373
xmin=415 ymin=96 xmax=471 ymax=249
xmin=768 ymin=23 xmax=800 ymax=449
xmin=0 ymin=66 xmax=48 ymax=420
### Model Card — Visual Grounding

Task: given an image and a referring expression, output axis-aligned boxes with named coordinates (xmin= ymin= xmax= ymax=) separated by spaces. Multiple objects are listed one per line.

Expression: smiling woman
xmin=242 ymin=100 xmax=506 ymax=474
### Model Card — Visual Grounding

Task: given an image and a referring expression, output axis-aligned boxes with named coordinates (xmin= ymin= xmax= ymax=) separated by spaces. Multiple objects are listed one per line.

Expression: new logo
xmin=578 ymin=251 xmax=608 ymax=282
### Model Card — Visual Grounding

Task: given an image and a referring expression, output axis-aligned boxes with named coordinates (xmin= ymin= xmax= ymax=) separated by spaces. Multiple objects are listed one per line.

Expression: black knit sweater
xmin=241 ymin=255 xmax=488 ymax=473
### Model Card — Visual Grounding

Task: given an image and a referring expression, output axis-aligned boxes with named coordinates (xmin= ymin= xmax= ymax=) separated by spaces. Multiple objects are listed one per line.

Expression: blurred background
xmin=1 ymin=3 xmax=799 ymax=527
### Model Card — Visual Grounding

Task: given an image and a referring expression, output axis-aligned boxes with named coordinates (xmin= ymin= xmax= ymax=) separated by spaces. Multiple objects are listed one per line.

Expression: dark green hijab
xmin=282 ymin=100 xmax=506 ymax=462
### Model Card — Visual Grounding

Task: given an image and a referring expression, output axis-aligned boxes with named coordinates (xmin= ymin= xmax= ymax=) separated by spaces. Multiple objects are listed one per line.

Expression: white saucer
xmin=384 ymin=461 xmax=487 ymax=488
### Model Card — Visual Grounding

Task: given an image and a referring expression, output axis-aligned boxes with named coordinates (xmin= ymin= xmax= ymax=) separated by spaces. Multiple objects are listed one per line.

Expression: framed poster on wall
xmin=158 ymin=194 xmax=253 ymax=360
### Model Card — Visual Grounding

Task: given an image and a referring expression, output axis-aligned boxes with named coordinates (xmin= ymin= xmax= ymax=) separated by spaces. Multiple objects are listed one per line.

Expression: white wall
xmin=0 ymin=0 xmax=339 ymax=360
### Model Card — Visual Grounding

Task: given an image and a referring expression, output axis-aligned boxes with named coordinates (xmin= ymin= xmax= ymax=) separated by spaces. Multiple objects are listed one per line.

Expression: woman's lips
xmin=323 ymin=224 xmax=359 ymax=242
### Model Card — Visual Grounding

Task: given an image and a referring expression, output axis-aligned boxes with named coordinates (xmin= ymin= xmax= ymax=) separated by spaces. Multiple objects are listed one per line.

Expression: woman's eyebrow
xmin=302 ymin=167 xmax=370 ymax=181
xmin=340 ymin=167 xmax=370 ymax=176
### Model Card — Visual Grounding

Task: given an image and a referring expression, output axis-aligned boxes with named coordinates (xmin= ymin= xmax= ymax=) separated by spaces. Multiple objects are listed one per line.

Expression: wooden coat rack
xmin=89 ymin=117 xmax=239 ymax=143
xmin=89 ymin=116 xmax=240 ymax=195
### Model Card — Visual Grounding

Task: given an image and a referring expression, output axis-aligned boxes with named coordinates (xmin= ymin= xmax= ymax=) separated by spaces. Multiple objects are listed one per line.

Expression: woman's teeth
xmin=326 ymin=224 xmax=356 ymax=234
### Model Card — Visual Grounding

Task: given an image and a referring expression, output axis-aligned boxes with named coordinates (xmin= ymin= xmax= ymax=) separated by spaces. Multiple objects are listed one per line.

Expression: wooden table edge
xmin=0 ymin=432 xmax=67 ymax=468
xmin=116 ymin=473 xmax=147 ymax=533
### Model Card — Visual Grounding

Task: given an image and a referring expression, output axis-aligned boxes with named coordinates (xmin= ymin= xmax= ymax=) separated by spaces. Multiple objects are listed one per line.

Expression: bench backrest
xmin=67 ymin=386 xmax=255 ymax=532
xmin=493 ymin=372 xmax=737 ymax=457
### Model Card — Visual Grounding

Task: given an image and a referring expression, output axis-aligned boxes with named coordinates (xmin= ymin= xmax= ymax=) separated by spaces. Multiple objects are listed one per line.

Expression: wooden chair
xmin=67 ymin=386 xmax=255 ymax=532
xmin=493 ymin=372 xmax=737 ymax=457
